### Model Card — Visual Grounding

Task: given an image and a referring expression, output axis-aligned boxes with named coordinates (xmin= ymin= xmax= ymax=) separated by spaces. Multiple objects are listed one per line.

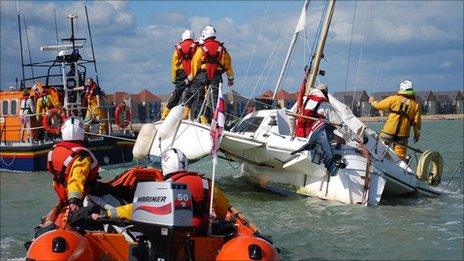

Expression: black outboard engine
xmin=131 ymin=181 xmax=194 ymax=261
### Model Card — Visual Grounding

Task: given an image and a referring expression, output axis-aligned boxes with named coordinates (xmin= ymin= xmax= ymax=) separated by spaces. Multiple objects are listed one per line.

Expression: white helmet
xmin=161 ymin=148 xmax=188 ymax=175
xmin=61 ymin=117 xmax=85 ymax=141
xmin=201 ymin=25 xmax=216 ymax=40
xmin=181 ymin=29 xmax=195 ymax=41
xmin=398 ymin=79 xmax=415 ymax=95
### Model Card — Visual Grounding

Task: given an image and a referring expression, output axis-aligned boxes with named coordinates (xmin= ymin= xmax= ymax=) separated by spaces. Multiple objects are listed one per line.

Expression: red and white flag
xmin=210 ymin=83 xmax=226 ymax=155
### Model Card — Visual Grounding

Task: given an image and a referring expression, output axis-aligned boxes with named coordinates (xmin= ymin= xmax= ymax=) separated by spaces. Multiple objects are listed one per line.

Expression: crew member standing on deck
xmin=369 ymin=79 xmax=421 ymax=159
xmin=19 ymin=88 xmax=37 ymax=142
xmin=47 ymin=117 xmax=100 ymax=212
xmin=161 ymin=30 xmax=199 ymax=120
xmin=83 ymin=77 xmax=108 ymax=134
xmin=182 ymin=25 xmax=234 ymax=123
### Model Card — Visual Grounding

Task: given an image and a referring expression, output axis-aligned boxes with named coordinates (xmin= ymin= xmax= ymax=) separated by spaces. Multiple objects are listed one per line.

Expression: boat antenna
xmin=16 ymin=1 xmax=25 ymax=87
xmin=272 ymin=0 xmax=310 ymax=100
xmin=84 ymin=4 xmax=100 ymax=86
xmin=23 ymin=14 xmax=35 ymax=79
xmin=53 ymin=8 xmax=59 ymax=45
xmin=305 ymin=0 xmax=336 ymax=94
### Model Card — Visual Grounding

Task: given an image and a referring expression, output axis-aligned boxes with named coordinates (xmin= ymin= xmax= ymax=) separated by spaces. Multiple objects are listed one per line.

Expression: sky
xmin=1 ymin=0 xmax=463 ymax=97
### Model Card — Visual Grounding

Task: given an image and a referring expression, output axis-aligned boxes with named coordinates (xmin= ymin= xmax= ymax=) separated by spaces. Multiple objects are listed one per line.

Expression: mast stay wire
xmin=239 ymin=25 xmax=288 ymax=119
xmin=238 ymin=0 xmax=270 ymax=95
xmin=350 ymin=2 xmax=371 ymax=110
xmin=343 ymin=1 xmax=357 ymax=93
xmin=367 ymin=1 xmax=393 ymax=114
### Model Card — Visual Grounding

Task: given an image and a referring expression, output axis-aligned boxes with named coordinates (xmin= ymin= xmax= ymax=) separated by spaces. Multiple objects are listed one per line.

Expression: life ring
xmin=42 ymin=108 xmax=66 ymax=136
xmin=416 ymin=150 xmax=443 ymax=186
xmin=115 ymin=103 xmax=131 ymax=129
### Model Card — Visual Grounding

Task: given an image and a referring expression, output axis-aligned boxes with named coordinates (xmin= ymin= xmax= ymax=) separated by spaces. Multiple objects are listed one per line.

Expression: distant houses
xmin=104 ymin=88 xmax=463 ymax=123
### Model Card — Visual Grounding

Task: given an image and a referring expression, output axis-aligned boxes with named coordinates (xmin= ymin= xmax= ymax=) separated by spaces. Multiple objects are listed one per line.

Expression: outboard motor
xmin=131 ymin=181 xmax=194 ymax=261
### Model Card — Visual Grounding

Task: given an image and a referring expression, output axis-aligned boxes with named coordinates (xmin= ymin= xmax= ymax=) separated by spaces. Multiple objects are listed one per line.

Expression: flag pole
xmin=208 ymin=82 xmax=225 ymax=234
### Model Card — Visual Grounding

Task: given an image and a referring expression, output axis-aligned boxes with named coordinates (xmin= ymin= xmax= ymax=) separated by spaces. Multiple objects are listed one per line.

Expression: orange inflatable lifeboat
xmin=26 ymin=167 xmax=281 ymax=261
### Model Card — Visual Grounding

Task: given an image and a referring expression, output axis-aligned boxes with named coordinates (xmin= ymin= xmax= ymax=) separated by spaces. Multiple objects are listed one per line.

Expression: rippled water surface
xmin=1 ymin=120 xmax=463 ymax=260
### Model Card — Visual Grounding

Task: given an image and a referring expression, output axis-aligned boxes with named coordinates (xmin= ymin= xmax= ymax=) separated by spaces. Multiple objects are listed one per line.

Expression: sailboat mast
xmin=305 ymin=0 xmax=336 ymax=94
xmin=272 ymin=0 xmax=310 ymax=100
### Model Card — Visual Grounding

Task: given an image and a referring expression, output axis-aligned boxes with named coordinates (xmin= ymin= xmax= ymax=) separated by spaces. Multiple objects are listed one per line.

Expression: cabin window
xmin=234 ymin=117 xmax=264 ymax=133
xmin=2 ymin=101 xmax=8 ymax=115
xmin=10 ymin=100 xmax=18 ymax=115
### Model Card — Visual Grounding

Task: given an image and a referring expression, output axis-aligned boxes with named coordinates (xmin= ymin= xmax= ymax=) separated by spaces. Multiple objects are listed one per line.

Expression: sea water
xmin=1 ymin=120 xmax=463 ymax=260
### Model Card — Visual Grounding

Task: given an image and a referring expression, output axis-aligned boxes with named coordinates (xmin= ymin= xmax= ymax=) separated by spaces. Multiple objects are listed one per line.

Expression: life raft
xmin=42 ymin=108 xmax=66 ymax=136
xmin=115 ymin=103 xmax=131 ymax=129
xmin=416 ymin=150 xmax=443 ymax=186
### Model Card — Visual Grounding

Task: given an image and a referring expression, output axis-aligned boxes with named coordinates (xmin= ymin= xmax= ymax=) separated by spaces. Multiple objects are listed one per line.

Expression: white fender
xmin=158 ymin=105 xmax=184 ymax=139
xmin=132 ymin=123 xmax=157 ymax=159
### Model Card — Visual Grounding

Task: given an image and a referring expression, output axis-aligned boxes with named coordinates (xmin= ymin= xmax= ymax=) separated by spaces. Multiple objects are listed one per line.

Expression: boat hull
xmin=0 ymin=135 xmax=135 ymax=172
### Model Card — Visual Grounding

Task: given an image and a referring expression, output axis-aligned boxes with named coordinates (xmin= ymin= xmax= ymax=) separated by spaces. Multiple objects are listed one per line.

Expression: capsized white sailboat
xmin=137 ymin=0 xmax=442 ymax=206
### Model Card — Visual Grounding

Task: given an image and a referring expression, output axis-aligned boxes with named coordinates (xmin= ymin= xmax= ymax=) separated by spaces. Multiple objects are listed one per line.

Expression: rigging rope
xmin=343 ymin=1 xmax=357 ymax=93
xmin=239 ymin=25 xmax=288 ymax=119
xmin=238 ymin=0 xmax=271 ymax=95
xmin=351 ymin=2 xmax=371 ymax=110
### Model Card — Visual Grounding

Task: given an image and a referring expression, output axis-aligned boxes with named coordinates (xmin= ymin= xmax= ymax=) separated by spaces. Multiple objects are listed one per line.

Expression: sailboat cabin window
xmin=234 ymin=117 xmax=264 ymax=133
xmin=2 ymin=101 xmax=8 ymax=115
xmin=10 ymin=100 xmax=18 ymax=115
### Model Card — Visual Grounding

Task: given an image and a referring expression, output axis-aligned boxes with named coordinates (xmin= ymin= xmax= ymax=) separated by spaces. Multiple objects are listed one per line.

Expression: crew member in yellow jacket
xmin=47 ymin=117 xmax=100 ymax=212
xmin=83 ymin=77 xmax=107 ymax=134
xmin=182 ymin=25 xmax=234 ymax=123
xmin=93 ymin=148 xmax=230 ymax=235
xmin=161 ymin=30 xmax=199 ymax=120
xmin=35 ymin=82 xmax=61 ymax=122
xmin=369 ymin=80 xmax=421 ymax=159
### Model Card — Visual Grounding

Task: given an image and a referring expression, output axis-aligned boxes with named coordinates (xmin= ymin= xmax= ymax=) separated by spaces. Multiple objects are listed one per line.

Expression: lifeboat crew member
xmin=182 ymin=25 xmax=234 ymax=123
xmin=19 ymin=88 xmax=37 ymax=142
xmin=47 ymin=117 xmax=100 ymax=212
xmin=83 ymin=77 xmax=108 ymax=134
xmin=369 ymin=79 xmax=421 ymax=159
xmin=161 ymin=30 xmax=199 ymax=120
xmin=290 ymin=83 xmax=342 ymax=138
xmin=290 ymin=84 xmax=346 ymax=176
xmin=35 ymin=82 xmax=60 ymax=122
xmin=94 ymin=148 xmax=230 ymax=236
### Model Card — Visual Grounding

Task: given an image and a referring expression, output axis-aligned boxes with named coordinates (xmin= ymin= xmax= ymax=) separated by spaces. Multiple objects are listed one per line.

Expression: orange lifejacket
xmin=295 ymin=95 xmax=328 ymax=138
xmin=175 ymin=39 xmax=198 ymax=76
xmin=166 ymin=171 xmax=211 ymax=234
xmin=201 ymin=38 xmax=224 ymax=81
xmin=109 ymin=167 xmax=164 ymax=189
xmin=47 ymin=141 xmax=100 ymax=203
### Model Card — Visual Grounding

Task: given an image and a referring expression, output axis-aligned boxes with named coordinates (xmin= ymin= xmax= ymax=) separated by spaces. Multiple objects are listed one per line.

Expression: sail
xmin=294 ymin=1 xmax=308 ymax=33
xmin=328 ymin=93 xmax=367 ymax=136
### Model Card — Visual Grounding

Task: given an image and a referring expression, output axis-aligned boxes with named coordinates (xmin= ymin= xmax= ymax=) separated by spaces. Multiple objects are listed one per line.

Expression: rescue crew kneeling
xmin=94 ymin=148 xmax=230 ymax=236
xmin=47 ymin=117 xmax=100 ymax=212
